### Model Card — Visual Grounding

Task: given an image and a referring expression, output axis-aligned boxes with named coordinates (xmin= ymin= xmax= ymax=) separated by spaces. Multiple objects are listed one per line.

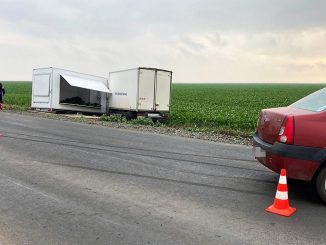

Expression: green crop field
xmin=2 ymin=82 xmax=325 ymax=136
xmin=2 ymin=82 xmax=32 ymax=110
xmin=168 ymin=83 xmax=325 ymax=136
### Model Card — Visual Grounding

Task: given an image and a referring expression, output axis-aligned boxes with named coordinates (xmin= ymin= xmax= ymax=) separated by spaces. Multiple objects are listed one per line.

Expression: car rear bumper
xmin=253 ymin=133 xmax=322 ymax=181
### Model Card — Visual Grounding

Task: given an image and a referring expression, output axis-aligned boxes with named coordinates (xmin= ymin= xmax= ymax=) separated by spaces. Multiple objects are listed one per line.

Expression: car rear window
xmin=290 ymin=87 xmax=326 ymax=112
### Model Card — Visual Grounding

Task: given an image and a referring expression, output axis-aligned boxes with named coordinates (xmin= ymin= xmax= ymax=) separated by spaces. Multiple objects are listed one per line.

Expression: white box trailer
xmin=32 ymin=67 xmax=111 ymax=114
xmin=108 ymin=67 xmax=172 ymax=119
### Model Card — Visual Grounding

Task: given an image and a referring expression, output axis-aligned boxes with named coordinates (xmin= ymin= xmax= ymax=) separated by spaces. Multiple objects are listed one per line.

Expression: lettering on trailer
xmin=115 ymin=92 xmax=127 ymax=96
xmin=139 ymin=97 xmax=146 ymax=101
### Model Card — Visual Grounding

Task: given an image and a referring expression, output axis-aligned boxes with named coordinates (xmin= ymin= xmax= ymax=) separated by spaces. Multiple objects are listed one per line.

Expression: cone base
xmin=265 ymin=204 xmax=296 ymax=217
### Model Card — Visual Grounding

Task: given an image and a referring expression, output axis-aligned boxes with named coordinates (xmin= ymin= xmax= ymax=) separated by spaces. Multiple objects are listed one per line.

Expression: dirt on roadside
xmin=5 ymin=110 xmax=253 ymax=146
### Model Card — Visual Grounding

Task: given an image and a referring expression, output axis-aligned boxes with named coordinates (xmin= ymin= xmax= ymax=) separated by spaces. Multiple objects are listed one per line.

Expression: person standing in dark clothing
xmin=0 ymin=83 xmax=5 ymax=110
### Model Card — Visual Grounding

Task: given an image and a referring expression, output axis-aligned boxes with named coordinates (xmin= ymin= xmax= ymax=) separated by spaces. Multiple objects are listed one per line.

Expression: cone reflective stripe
xmin=275 ymin=190 xmax=288 ymax=200
xmin=279 ymin=175 xmax=287 ymax=185
xmin=266 ymin=168 xmax=296 ymax=217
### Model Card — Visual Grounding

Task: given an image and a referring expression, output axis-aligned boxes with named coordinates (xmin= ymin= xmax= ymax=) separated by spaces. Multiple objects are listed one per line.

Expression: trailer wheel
xmin=126 ymin=111 xmax=137 ymax=120
xmin=315 ymin=166 xmax=326 ymax=204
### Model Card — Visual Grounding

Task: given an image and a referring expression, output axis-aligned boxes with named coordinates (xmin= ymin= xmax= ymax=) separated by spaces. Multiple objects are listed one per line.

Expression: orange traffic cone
xmin=266 ymin=168 xmax=296 ymax=217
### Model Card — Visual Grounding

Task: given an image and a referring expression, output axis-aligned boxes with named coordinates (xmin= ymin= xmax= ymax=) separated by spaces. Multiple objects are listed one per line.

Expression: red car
xmin=253 ymin=87 xmax=326 ymax=203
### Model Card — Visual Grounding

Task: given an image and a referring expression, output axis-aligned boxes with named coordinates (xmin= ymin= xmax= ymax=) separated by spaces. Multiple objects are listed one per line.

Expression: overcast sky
xmin=1 ymin=0 xmax=326 ymax=83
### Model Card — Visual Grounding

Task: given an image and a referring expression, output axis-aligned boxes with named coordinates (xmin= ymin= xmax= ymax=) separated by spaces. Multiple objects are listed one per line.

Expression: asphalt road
xmin=0 ymin=112 xmax=324 ymax=245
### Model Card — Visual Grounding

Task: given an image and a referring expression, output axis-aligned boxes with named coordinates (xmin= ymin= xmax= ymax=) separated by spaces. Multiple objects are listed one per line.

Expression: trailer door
xmin=138 ymin=69 xmax=155 ymax=111
xmin=155 ymin=71 xmax=171 ymax=111
xmin=33 ymin=74 xmax=51 ymax=103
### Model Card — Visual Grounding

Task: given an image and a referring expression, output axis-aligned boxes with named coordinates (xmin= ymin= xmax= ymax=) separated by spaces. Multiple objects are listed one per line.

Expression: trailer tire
xmin=126 ymin=111 xmax=137 ymax=120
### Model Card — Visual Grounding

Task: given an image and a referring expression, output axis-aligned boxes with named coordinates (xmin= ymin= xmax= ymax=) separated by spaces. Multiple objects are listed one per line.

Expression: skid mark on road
xmin=1 ymin=130 xmax=255 ymax=162
xmin=35 ymin=160 xmax=269 ymax=197
xmin=4 ymin=135 xmax=268 ymax=173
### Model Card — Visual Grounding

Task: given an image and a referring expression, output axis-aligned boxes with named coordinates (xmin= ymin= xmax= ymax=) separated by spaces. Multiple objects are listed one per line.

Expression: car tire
xmin=315 ymin=166 xmax=326 ymax=204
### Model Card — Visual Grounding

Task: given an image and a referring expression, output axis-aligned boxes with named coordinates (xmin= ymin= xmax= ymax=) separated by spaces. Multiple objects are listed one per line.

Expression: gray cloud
xmin=0 ymin=0 xmax=326 ymax=82
xmin=2 ymin=0 xmax=326 ymax=38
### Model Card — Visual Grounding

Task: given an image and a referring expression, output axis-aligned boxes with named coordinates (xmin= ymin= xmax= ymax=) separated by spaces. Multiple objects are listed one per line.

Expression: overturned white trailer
xmin=108 ymin=67 xmax=172 ymax=119
xmin=31 ymin=67 xmax=111 ymax=114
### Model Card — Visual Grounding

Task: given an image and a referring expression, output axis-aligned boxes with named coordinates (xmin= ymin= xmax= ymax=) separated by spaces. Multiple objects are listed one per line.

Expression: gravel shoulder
xmin=4 ymin=110 xmax=253 ymax=146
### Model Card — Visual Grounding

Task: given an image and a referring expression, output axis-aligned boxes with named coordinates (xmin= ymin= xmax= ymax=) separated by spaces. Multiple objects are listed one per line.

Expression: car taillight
xmin=277 ymin=115 xmax=294 ymax=144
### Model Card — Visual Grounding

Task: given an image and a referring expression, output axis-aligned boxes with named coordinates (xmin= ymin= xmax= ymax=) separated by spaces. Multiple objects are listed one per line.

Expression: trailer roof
xmin=61 ymin=74 xmax=111 ymax=93
xmin=109 ymin=67 xmax=172 ymax=74
xmin=34 ymin=67 xmax=108 ymax=80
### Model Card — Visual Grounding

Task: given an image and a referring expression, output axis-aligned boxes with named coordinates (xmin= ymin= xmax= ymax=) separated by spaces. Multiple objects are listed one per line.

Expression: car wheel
xmin=315 ymin=166 xmax=326 ymax=204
